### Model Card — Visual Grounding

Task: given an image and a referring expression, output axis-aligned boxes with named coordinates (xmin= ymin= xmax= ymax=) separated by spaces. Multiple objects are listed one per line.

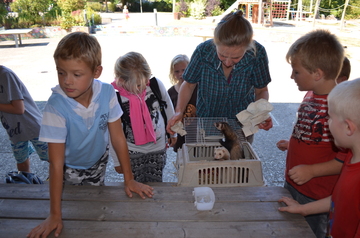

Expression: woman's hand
xmin=166 ymin=112 xmax=183 ymax=135
xmin=124 ymin=179 xmax=154 ymax=199
xmin=258 ymin=116 xmax=273 ymax=131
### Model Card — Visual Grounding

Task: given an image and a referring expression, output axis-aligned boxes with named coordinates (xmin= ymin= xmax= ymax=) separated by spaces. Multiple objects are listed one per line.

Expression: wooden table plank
xmin=0 ymin=183 xmax=291 ymax=202
xmin=0 ymin=219 xmax=315 ymax=238
xmin=0 ymin=199 xmax=301 ymax=222
xmin=0 ymin=183 xmax=315 ymax=237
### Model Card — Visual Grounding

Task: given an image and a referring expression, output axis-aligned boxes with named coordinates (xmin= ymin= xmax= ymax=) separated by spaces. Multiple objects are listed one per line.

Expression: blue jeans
xmin=285 ymin=181 xmax=328 ymax=238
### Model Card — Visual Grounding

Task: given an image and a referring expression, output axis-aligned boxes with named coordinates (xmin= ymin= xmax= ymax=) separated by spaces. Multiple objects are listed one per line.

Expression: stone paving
xmin=0 ymin=12 xmax=359 ymax=186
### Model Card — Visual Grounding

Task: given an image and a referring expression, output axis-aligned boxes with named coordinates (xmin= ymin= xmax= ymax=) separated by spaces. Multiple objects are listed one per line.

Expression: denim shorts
xmin=11 ymin=138 xmax=48 ymax=164
xmin=285 ymin=181 xmax=328 ymax=238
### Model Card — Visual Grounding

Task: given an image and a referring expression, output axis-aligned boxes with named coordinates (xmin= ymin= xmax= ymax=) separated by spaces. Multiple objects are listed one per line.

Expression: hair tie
xmin=233 ymin=10 xmax=243 ymax=17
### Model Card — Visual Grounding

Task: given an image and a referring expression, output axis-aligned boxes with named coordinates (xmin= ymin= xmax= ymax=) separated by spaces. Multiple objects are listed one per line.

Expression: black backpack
xmin=116 ymin=77 xmax=170 ymax=139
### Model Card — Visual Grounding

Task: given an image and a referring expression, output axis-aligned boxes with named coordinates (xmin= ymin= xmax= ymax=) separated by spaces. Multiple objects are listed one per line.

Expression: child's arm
xmin=278 ymin=196 xmax=331 ymax=216
xmin=0 ymin=99 xmax=24 ymax=114
xmin=27 ymin=143 xmax=65 ymax=238
xmin=109 ymin=118 xmax=154 ymax=199
xmin=288 ymin=158 xmax=343 ymax=185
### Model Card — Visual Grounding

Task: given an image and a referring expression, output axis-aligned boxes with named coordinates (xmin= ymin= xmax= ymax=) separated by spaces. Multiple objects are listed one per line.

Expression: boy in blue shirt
xmin=28 ymin=32 xmax=154 ymax=238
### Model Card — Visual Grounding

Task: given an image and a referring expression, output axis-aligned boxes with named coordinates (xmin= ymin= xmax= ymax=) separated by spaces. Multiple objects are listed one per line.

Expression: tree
xmin=57 ymin=0 xmax=85 ymax=14
xmin=10 ymin=0 xmax=51 ymax=25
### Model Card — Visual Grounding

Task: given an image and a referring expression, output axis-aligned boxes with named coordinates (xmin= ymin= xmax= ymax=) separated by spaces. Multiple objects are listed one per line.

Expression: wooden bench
xmin=0 ymin=183 xmax=315 ymax=237
xmin=0 ymin=28 xmax=32 ymax=47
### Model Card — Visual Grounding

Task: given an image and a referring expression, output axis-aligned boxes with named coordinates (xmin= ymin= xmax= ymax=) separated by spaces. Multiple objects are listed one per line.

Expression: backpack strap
xmin=116 ymin=91 xmax=128 ymax=135
xmin=149 ymin=77 xmax=170 ymax=139
xmin=115 ymin=78 xmax=170 ymax=139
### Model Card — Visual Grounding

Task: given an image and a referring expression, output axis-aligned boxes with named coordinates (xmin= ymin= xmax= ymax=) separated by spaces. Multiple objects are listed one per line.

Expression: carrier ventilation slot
xmin=198 ymin=167 xmax=250 ymax=185
xmin=192 ymin=146 xmax=215 ymax=159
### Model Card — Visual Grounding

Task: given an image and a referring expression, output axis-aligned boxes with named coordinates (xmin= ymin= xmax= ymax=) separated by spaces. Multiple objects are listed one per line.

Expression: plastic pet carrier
xmin=176 ymin=117 xmax=265 ymax=187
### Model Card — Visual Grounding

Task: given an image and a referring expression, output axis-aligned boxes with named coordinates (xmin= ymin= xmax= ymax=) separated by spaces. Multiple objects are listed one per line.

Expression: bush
xmin=190 ymin=0 xmax=206 ymax=19
xmin=212 ymin=5 xmax=223 ymax=16
xmin=57 ymin=0 xmax=86 ymax=14
xmin=178 ymin=0 xmax=189 ymax=17
xmin=153 ymin=1 xmax=172 ymax=12
xmin=86 ymin=7 xmax=101 ymax=25
xmin=108 ymin=3 xmax=116 ymax=12
xmin=87 ymin=2 xmax=102 ymax=12
xmin=10 ymin=0 xmax=50 ymax=26
xmin=0 ymin=3 xmax=7 ymax=27
xmin=205 ymin=0 xmax=217 ymax=16
xmin=60 ymin=14 xmax=76 ymax=30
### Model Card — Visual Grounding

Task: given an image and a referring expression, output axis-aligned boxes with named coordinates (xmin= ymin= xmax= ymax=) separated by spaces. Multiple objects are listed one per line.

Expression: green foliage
xmin=212 ymin=5 xmax=223 ymax=16
xmin=178 ymin=0 xmax=190 ymax=16
xmin=291 ymin=0 xmax=359 ymax=19
xmin=0 ymin=3 xmax=7 ymax=26
xmin=127 ymin=0 xmax=171 ymax=12
xmin=60 ymin=14 xmax=76 ymax=30
xmin=219 ymin=0 xmax=233 ymax=11
xmin=71 ymin=9 xmax=86 ymax=25
xmin=87 ymin=2 xmax=103 ymax=11
xmin=108 ymin=3 xmax=117 ymax=12
xmin=86 ymin=7 xmax=101 ymax=25
xmin=345 ymin=0 xmax=360 ymax=20
xmin=46 ymin=4 xmax=62 ymax=18
xmin=205 ymin=0 xmax=222 ymax=16
xmin=190 ymin=0 xmax=206 ymax=19
xmin=57 ymin=0 xmax=85 ymax=14
xmin=153 ymin=1 xmax=172 ymax=12
xmin=10 ymin=0 xmax=50 ymax=25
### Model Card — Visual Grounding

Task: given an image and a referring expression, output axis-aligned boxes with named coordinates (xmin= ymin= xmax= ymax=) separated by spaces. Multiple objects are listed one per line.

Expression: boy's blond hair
xmin=114 ymin=52 xmax=151 ymax=94
xmin=53 ymin=32 xmax=101 ymax=72
xmin=169 ymin=54 xmax=189 ymax=85
xmin=328 ymin=78 xmax=360 ymax=127
xmin=214 ymin=10 xmax=254 ymax=51
xmin=286 ymin=29 xmax=344 ymax=80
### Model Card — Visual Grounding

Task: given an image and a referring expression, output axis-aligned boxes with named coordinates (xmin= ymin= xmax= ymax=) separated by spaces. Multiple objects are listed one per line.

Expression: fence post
xmin=340 ymin=0 xmax=350 ymax=31
xmin=312 ymin=0 xmax=321 ymax=28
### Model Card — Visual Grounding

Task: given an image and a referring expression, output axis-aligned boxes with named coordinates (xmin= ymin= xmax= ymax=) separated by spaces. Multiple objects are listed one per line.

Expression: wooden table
xmin=0 ymin=183 xmax=315 ymax=237
xmin=0 ymin=29 xmax=32 ymax=47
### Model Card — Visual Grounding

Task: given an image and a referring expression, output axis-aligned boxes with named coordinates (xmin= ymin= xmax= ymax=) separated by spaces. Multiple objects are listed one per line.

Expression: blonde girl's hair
xmin=114 ymin=52 xmax=151 ymax=94
xmin=214 ymin=10 xmax=255 ymax=51
xmin=328 ymin=78 xmax=360 ymax=127
xmin=286 ymin=29 xmax=344 ymax=80
xmin=169 ymin=54 xmax=190 ymax=85
xmin=54 ymin=32 xmax=101 ymax=72
xmin=338 ymin=57 xmax=351 ymax=79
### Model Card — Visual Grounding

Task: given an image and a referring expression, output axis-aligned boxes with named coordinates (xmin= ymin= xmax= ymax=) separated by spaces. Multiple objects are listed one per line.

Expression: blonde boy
xmin=27 ymin=32 xmax=153 ymax=238
xmin=276 ymin=29 xmax=345 ymax=238
xmin=279 ymin=78 xmax=360 ymax=237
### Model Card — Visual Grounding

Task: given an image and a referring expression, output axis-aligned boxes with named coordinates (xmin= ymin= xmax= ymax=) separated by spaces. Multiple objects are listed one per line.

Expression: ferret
xmin=214 ymin=121 xmax=243 ymax=160
xmin=214 ymin=147 xmax=230 ymax=160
